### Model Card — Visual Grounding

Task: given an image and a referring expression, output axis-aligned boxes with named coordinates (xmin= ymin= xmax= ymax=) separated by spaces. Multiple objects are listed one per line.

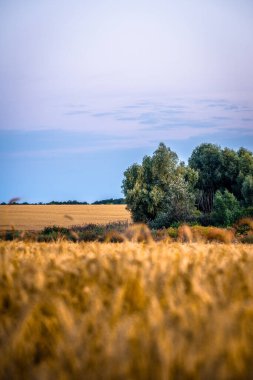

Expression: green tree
xmin=122 ymin=163 xmax=148 ymax=222
xmin=237 ymin=148 xmax=253 ymax=202
xmin=178 ymin=162 xmax=199 ymax=192
xmin=242 ymin=175 xmax=253 ymax=206
xmin=122 ymin=143 xmax=197 ymax=227
xmin=211 ymin=190 xmax=241 ymax=227
xmin=221 ymin=147 xmax=239 ymax=195
xmin=149 ymin=176 xmax=197 ymax=228
xmin=188 ymin=143 xmax=223 ymax=212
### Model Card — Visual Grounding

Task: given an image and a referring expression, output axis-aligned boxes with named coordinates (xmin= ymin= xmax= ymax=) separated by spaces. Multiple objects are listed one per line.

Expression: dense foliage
xmin=189 ymin=144 xmax=253 ymax=213
xmin=122 ymin=142 xmax=253 ymax=227
xmin=122 ymin=143 xmax=198 ymax=228
xmin=92 ymin=198 xmax=125 ymax=205
xmin=1 ymin=199 xmax=125 ymax=205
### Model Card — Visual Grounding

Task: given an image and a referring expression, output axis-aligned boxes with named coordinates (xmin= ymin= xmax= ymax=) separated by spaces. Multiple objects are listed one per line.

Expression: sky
xmin=0 ymin=0 xmax=253 ymax=203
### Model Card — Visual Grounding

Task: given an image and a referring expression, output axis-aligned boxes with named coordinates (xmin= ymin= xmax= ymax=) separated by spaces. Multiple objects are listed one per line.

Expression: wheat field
xmin=0 ymin=205 xmax=131 ymax=231
xmin=1 ymin=240 xmax=253 ymax=379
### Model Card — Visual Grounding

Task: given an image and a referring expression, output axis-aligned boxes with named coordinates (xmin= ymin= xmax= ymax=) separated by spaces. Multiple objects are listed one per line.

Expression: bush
xmin=239 ymin=207 xmax=253 ymax=218
xmin=167 ymin=227 xmax=178 ymax=239
xmin=241 ymin=235 xmax=253 ymax=244
xmin=1 ymin=230 xmax=21 ymax=241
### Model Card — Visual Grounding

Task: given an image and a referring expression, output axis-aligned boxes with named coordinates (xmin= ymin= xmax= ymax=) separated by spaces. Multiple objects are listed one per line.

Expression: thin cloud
xmin=212 ymin=116 xmax=232 ymax=121
xmin=64 ymin=110 xmax=89 ymax=116
xmin=2 ymin=97 xmax=252 ymax=158
xmin=92 ymin=112 xmax=116 ymax=117
xmin=81 ymin=97 xmax=253 ymax=143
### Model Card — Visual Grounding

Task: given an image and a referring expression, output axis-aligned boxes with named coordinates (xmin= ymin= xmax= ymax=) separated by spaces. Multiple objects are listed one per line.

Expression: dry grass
xmin=0 ymin=205 xmax=131 ymax=231
xmin=178 ymin=225 xmax=236 ymax=244
xmin=1 ymin=240 xmax=253 ymax=379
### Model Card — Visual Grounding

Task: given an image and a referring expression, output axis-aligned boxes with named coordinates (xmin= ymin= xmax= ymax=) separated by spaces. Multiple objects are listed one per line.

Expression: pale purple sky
xmin=0 ymin=0 xmax=253 ymax=202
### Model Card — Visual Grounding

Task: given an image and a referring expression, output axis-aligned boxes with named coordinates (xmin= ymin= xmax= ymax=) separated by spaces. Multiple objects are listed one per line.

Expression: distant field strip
xmin=0 ymin=205 xmax=131 ymax=230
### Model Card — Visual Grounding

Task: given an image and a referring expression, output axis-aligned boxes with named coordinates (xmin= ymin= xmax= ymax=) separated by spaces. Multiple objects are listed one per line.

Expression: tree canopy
xmin=122 ymin=143 xmax=197 ymax=228
xmin=122 ymin=142 xmax=253 ymax=227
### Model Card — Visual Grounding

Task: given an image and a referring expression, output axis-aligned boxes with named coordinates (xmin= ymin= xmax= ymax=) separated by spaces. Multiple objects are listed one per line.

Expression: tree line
xmin=122 ymin=143 xmax=253 ymax=227
xmin=1 ymin=199 xmax=125 ymax=206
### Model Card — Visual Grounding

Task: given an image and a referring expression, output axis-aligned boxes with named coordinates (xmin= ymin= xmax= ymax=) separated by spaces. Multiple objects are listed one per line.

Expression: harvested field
xmin=1 ymin=241 xmax=253 ymax=379
xmin=0 ymin=205 xmax=131 ymax=231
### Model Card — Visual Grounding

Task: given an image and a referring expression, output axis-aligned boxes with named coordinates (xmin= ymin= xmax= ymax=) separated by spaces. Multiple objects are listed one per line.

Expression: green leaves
xmin=211 ymin=190 xmax=241 ymax=227
xmin=189 ymin=143 xmax=223 ymax=191
xmin=122 ymin=142 xmax=253 ymax=228
xmin=242 ymin=175 xmax=253 ymax=206
xmin=189 ymin=143 xmax=253 ymax=212
xmin=122 ymin=143 xmax=196 ymax=227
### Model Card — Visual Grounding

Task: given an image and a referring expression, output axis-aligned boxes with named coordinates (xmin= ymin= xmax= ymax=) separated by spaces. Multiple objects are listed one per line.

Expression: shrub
xmin=1 ymin=230 xmax=21 ymax=241
xmin=167 ymin=227 xmax=178 ymax=239
xmin=239 ymin=206 xmax=253 ymax=218
xmin=241 ymin=235 xmax=253 ymax=244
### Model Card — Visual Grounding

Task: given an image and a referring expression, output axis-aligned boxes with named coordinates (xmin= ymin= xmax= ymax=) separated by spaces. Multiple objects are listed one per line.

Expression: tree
xmin=122 ymin=143 xmax=197 ymax=227
xmin=188 ymin=143 xmax=223 ymax=212
xmin=237 ymin=148 xmax=253 ymax=202
xmin=149 ymin=176 xmax=197 ymax=228
xmin=242 ymin=175 xmax=253 ymax=206
xmin=211 ymin=190 xmax=240 ymax=227
xmin=123 ymin=142 xmax=253 ymax=227
xmin=221 ymin=147 xmax=239 ymax=195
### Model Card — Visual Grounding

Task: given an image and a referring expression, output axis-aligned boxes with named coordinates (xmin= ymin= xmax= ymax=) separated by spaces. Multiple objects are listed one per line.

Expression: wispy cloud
xmin=92 ymin=112 xmax=116 ymax=117
xmin=212 ymin=116 xmax=232 ymax=121
xmin=1 ymin=96 xmax=252 ymax=159
xmin=83 ymin=97 xmax=253 ymax=139
xmin=64 ymin=110 xmax=89 ymax=116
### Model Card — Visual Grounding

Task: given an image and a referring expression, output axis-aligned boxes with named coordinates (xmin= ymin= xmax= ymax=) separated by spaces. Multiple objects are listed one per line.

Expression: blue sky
xmin=0 ymin=0 xmax=253 ymax=203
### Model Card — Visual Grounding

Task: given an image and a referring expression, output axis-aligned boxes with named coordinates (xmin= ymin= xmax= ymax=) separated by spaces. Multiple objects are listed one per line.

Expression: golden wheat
xmin=0 ymin=205 xmax=131 ymax=231
xmin=1 ymin=240 xmax=253 ymax=379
